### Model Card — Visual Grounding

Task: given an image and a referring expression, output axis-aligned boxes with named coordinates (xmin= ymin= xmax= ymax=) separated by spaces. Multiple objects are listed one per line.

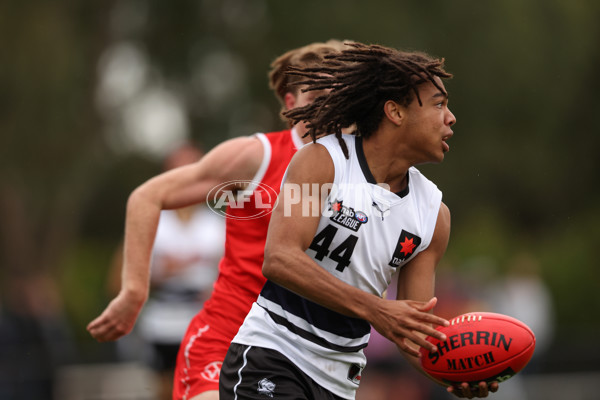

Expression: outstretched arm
xmin=262 ymin=143 xmax=448 ymax=356
xmin=87 ymin=136 xmax=263 ymax=342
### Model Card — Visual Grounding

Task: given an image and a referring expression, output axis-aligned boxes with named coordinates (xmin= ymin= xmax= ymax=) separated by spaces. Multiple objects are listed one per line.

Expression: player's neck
xmin=294 ymin=126 xmax=312 ymax=145
xmin=361 ymin=136 xmax=410 ymax=192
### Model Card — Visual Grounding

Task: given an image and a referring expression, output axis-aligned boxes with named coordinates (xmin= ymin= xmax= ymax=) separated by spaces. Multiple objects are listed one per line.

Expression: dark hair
xmin=283 ymin=42 xmax=452 ymax=158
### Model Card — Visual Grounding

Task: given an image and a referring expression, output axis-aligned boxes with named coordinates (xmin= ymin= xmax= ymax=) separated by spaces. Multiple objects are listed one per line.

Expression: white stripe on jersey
xmin=245 ymin=133 xmax=271 ymax=193
xmin=257 ymin=294 xmax=370 ymax=350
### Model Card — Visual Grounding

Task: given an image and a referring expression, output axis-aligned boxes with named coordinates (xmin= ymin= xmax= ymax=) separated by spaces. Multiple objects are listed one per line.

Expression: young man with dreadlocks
xmin=220 ymin=43 xmax=499 ymax=399
xmin=87 ymin=40 xmax=347 ymax=400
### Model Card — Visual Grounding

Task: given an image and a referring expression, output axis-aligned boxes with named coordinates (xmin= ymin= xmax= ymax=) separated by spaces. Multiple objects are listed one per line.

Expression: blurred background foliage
xmin=1 ymin=0 xmax=600 ymax=394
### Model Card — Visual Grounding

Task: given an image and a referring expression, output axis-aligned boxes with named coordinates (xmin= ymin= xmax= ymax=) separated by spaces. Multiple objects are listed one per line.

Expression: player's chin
xmin=433 ymin=146 xmax=448 ymax=162
xmin=417 ymin=151 xmax=445 ymax=165
xmin=440 ymin=145 xmax=450 ymax=158
xmin=430 ymin=152 xmax=446 ymax=164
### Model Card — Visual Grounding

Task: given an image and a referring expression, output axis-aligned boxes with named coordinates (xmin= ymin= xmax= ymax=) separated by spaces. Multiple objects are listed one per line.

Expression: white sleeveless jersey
xmin=232 ymin=135 xmax=442 ymax=399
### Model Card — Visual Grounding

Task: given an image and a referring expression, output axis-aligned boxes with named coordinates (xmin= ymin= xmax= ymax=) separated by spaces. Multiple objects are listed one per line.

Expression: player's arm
xmin=394 ymin=202 xmax=451 ymax=367
xmin=262 ymin=144 xmax=448 ymax=356
xmin=395 ymin=204 xmax=498 ymax=398
xmin=87 ymin=136 xmax=263 ymax=342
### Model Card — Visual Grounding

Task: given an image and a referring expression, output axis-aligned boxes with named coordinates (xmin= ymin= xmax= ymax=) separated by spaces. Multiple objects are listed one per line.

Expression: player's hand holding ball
xmin=420 ymin=312 xmax=536 ymax=398
xmin=447 ymin=380 xmax=499 ymax=398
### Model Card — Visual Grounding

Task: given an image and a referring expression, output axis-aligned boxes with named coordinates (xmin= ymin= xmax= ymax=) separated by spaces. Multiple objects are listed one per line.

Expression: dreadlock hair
xmin=268 ymin=40 xmax=348 ymax=126
xmin=282 ymin=42 xmax=453 ymax=158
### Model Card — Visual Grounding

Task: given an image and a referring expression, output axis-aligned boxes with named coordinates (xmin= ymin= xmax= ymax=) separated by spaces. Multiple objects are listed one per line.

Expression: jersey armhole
xmin=421 ymin=189 xmax=442 ymax=251
xmin=245 ymin=133 xmax=272 ymax=193
xmin=279 ymin=140 xmax=339 ymax=192
xmin=313 ymin=138 xmax=342 ymax=186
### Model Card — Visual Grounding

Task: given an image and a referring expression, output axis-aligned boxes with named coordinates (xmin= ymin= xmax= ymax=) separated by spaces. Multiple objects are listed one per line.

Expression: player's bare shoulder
xmin=285 ymin=141 xmax=334 ymax=185
xmin=436 ymin=202 xmax=451 ymax=236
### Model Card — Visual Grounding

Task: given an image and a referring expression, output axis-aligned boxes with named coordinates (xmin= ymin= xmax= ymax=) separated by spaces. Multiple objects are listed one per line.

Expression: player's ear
xmin=284 ymin=92 xmax=297 ymax=111
xmin=384 ymin=100 xmax=404 ymax=126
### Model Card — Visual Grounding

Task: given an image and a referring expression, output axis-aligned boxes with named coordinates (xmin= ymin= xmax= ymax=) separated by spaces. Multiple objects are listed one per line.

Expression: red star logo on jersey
xmin=388 ymin=230 xmax=422 ymax=267
xmin=400 ymin=237 xmax=417 ymax=256
xmin=331 ymin=200 xmax=343 ymax=213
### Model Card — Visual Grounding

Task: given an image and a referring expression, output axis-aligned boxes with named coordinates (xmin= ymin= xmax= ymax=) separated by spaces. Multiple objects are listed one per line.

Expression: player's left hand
xmin=86 ymin=290 xmax=145 ymax=342
xmin=447 ymin=381 xmax=499 ymax=398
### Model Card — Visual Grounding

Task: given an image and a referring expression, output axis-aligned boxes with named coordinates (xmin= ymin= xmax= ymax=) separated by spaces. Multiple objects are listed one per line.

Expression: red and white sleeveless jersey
xmin=199 ymin=129 xmax=302 ymax=339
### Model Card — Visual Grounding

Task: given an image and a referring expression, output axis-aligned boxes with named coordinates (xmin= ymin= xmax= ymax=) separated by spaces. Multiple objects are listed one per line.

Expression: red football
xmin=420 ymin=312 xmax=535 ymax=387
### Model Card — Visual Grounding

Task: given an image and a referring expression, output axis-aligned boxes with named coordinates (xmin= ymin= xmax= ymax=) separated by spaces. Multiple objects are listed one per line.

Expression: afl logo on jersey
xmin=355 ymin=211 xmax=368 ymax=223
xmin=207 ymin=180 xmax=279 ymax=220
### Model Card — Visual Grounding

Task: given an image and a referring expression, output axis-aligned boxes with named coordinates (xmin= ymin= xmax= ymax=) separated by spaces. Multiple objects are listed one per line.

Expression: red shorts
xmin=172 ymin=312 xmax=232 ymax=399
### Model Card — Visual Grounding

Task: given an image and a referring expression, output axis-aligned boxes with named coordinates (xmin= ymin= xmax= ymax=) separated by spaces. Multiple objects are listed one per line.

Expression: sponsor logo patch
xmin=347 ymin=363 xmax=363 ymax=385
xmin=388 ymin=230 xmax=422 ymax=267
xmin=200 ymin=361 xmax=222 ymax=382
xmin=329 ymin=200 xmax=368 ymax=232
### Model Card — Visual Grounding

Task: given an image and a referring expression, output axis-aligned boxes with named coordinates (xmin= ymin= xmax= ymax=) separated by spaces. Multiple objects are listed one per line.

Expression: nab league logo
xmin=388 ymin=230 xmax=422 ymax=267
xmin=328 ymin=199 xmax=368 ymax=232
